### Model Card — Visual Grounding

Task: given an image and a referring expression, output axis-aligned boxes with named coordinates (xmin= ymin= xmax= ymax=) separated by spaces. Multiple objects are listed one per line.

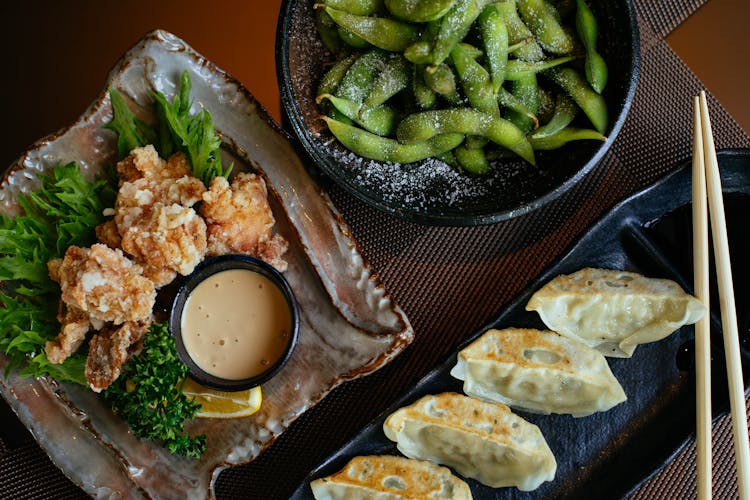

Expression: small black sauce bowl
xmin=169 ymin=255 xmax=300 ymax=392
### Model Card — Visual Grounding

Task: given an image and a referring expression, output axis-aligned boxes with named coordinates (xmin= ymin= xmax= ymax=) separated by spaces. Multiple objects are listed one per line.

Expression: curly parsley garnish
xmin=104 ymin=322 xmax=206 ymax=458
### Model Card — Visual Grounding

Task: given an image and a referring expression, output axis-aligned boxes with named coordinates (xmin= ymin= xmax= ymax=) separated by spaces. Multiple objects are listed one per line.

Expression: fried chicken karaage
xmin=45 ymin=244 xmax=156 ymax=391
xmin=86 ymin=320 xmax=150 ymax=393
xmin=200 ymin=173 xmax=288 ymax=271
xmin=112 ymin=146 xmax=207 ymax=284
xmin=47 ymin=144 xmax=289 ymax=393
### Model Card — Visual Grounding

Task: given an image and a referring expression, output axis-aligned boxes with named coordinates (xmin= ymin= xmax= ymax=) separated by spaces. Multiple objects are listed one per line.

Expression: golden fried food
xmin=95 ymin=219 xmax=122 ymax=249
xmin=50 ymin=244 xmax=155 ymax=326
xmin=119 ymin=204 xmax=208 ymax=276
xmin=114 ymin=146 xmax=208 ymax=279
xmin=85 ymin=320 xmax=150 ymax=392
xmin=45 ymin=304 xmax=92 ymax=364
xmin=200 ymin=173 xmax=288 ymax=271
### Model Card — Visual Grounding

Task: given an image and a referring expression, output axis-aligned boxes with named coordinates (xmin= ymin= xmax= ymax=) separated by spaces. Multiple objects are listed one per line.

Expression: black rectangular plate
xmin=291 ymin=149 xmax=750 ymax=499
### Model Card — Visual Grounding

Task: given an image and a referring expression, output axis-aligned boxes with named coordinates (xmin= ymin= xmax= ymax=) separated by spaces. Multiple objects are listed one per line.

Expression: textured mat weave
xmin=1 ymin=0 xmax=748 ymax=498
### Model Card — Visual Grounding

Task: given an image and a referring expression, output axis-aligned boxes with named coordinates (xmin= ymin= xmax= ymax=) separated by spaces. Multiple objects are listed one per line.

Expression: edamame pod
xmin=498 ymin=87 xmax=539 ymax=128
xmin=336 ymin=49 xmax=387 ymax=102
xmin=537 ymin=87 xmax=556 ymax=124
xmin=317 ymin=54 xmax=360 ymax=97
xmin=451 ymin=43 xmax=499 ymax=116
xmin=504 ymin=55 xmax=577 ymax=81
xmin=507 ymin=73 xmax=539 ymax=133
xmin=317 ymin=54 xmax=360 ymax=125
xmin=314 ymin=9 xmax=343 ymax=54
xmin=323 ymin=0 xmax=384 ymax=15
xmin=318 ymin=94 xmax=398 ymax=136
xmin=397 ymin=108 xmax=536 ymax=166
xmin=531 ymin=93 xmax=577 ymax=138
xmin=424 ymin=63 xmax=458 ymax=97
xmin=324 ymin=116 xmax=465 ymax=163
xmin=385 ymin=0 xmax=456 ymax=22
xmin=338 ymin=27 xmax=371 ymax=48
xmin=576 ymin=0 xmax=608 ymax=93
xmin=435 ymin=150 xmax=459 ymax=168
xmin=404 ymin=41 xmax=433 ymax=64
xmin=546 ymin=67 xmax=608 ymax=133
xmin=517 ymin=0 xmax=574 ymax=54
xmin=413 ymin=65 xmax=438 ymax=109
xmin=324 ymin=6 xmax=419 ymax=51
xmin=429 ymin=0 xmax=493 ymax=67
xmin=365 ymin=54 xmax=410 ymax=107
xmin=496 ymin=0 xmax=545 ymax=62
xmin=477 ymin=3 xmax=509 ymax=92
xmin=529 ymin=127 xmax=605 ymax=149
xmin=454 ymin=144 xmax=490 ymax=174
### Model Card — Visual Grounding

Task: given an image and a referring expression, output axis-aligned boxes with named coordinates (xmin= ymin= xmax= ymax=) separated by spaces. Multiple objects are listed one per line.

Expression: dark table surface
xmin=1 ymin=1 xmax=749 ymax=499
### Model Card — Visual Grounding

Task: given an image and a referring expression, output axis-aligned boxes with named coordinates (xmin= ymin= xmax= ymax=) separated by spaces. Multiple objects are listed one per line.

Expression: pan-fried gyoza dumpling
xmin=383 ymin=393 xmax=556 ymax=491
xmin=450 ymin=328 xmax=626 ymax=416
xmin=310 ymin=454 xmax=472 ymax=500
xmin=526 ymin=268 xmax=706 ymax=357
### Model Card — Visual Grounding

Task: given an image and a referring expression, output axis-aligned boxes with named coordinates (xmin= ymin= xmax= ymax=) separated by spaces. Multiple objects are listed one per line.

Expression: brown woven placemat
xmin=1 ymin=0 xmax=748 ymax=498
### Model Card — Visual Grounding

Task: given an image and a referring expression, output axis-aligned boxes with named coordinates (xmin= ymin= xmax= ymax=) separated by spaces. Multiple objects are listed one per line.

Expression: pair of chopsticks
xmin=693 ymin=91 xmax=750 ymax=500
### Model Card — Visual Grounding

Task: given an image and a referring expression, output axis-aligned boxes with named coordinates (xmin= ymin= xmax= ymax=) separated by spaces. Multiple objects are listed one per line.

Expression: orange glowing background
xmin=1 ymin=1 xmax=283 ymax=168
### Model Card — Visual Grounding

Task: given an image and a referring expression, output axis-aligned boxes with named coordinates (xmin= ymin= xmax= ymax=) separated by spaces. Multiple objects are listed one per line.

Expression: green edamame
xmin=496 ymin=0 xmax=545 ymax=62
xmin=322 ymin=0 xmax=384 ymax=16
xmin=314 ymin=9 xmax=343 ymax=54
xmin=531 ymin=93 xmax=577 ymax=139
xmin=508 ymin=37 xmax=534 ymax=54
xmin=365 ymin=54 xmax=410 ymax=107
xmin=504 ymin=55 xmax=577 ymax=81
xmin=318 ymin=94 xmax=398 ymax=136
xmin=529 ymin=127 xmax=605 ymax=150
xmin=424 ymin=63 xmax=458 ymax=98
xmin=498 ymin=87 xmax=539 ymax=128
xmin=536 ymin=87 xmax=555 ymax=124
xmin=385 ymin=0 xmax=456 ymax=22
xmin=317 ymin=54 xmax=360 ymax=97
xmin=413 ymin=65 xmax=438 ymax=109
xmin=454 ymin=144 xmax=490 ymax=174
xmin=507 ymin=73 xmax=539 ymax=133
xmin=397 ymin=108 xmax=536 ymax=166
xmin=324 ymin=6 xmax=419 ymax=52
xmin=429 ymin=0 xmax=492 ymax=67
xmin=317 ymin=54 xmax=360 ymax=125
xmin=324 ymin=116 xmax=465 ymax=163
xmin=336 ymin=49 xmax=387 ymax=102
xmin=517 ymin=0 xmax=574 ymax=54
xmin=477 ymin=3 xmax=509 ymax=93
xmin=435 ymin=149 xmax=459 ymax=168
xmin=451 ymin=43 xmax=499 ymax=116
xmin=313 ymin=0 xmax=611 ymax=174
xmin=338 ymin=27 xmax=371 ymax=49
xmin=546 ymin=67 xmax=608 ymax=134
xmin=576 ymin=0 xmax=608 ymax=93
xmin=404 ymin=41 xmax=433 ymax=64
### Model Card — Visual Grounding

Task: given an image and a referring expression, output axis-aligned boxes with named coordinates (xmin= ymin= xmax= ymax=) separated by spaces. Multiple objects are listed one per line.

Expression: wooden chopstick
xmin=693 ymin=94 xmax=712 ymax=500
xmin=698 ymin=90 xmax=750 ymax=500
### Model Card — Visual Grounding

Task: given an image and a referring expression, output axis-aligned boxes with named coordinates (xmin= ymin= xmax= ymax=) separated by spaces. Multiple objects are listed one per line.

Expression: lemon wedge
xmin=181 ymin=378 xmax=262 ymax=419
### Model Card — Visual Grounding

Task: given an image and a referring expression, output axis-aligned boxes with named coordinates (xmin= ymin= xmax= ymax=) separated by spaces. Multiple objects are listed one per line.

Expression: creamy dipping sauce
xmin=181 ymin=269 xmax=291 ymax=380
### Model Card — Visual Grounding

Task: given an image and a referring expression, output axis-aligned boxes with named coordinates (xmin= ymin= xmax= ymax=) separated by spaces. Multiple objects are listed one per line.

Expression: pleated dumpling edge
xmin=526 ymin=268 xmax=706 ymax=358
xmin=450 ymin=328 xmax=627 ymax=417
xmin=383 ymin=392 xmax=557 ymax=492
